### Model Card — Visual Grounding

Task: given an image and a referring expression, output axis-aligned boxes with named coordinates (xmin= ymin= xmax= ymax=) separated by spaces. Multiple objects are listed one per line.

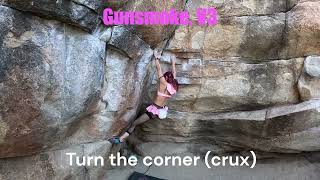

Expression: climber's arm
xmin=154 ymin=50 xmax=167 ymax=85
xmin=155 ymin=58 xmax=167 ymax=85
xmin=171 ymin=55 xmax=177 ymax=79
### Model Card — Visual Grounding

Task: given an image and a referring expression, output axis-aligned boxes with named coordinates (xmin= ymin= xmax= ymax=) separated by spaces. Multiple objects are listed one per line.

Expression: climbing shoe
xmin=108 ymin=136 xmax=122 ymax=144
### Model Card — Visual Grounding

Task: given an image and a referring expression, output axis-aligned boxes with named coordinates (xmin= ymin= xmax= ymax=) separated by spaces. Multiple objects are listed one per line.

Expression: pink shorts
xmin=145 ymin=103 xmax=168 ymax=119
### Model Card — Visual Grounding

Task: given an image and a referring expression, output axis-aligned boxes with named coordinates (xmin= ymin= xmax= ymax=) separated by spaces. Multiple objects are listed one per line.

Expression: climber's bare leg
xmin=119 ymin=113 xmax=150 ymax=142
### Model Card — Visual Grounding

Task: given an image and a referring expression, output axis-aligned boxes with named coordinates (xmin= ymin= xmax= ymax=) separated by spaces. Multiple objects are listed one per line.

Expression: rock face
xmin=0 ymin=6 xmax=105 ymax=157
xmin=134 ymin=0 xmax=320 ymax=155
xmin=0 ymin=0 xmax=157 ymax=177
xmin=122 ymin=0 xmax=185 ymax=47
xmin=285 ymin=1 xmax=320 ymax=58
xmin=168 ymin=0 xmax=320 ymax=61
xmin=146 ymin=58 xmax=303 ymax=112
xmin=0 ymin=0 xmax=320 ymax=179
xmin=169 ymin=13 xmax=288 ymax=60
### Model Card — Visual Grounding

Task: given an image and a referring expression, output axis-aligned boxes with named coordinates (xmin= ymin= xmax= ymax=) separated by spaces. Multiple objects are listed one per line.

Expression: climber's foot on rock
xmin=108 ymin=136 xmax=122 ymax=144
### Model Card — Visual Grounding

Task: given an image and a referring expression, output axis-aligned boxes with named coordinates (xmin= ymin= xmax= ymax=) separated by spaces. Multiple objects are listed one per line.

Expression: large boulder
xmin=304 ymin=56 xmax=320 ymax=78
xmin=298 ymin=56 xmax=320 ymax=100
xmin=0 ymin=6 xmax=105 ymax=157
xmin=285 ymin=1 xmax=320 ymax=58
xmin=123 ymin=0 xmax=185 ymax=47
xmin=1 ymin=0 xmax=320 ymax=179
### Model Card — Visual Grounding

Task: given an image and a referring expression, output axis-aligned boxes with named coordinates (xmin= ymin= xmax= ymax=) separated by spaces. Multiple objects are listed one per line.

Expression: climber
xmin=108 ymin=49 xmax=179 ymax=144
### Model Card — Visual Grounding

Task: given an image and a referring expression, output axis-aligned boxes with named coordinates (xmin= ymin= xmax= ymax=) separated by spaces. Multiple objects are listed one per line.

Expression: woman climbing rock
xmin=108 ymin=50 xmax=179 ymax=144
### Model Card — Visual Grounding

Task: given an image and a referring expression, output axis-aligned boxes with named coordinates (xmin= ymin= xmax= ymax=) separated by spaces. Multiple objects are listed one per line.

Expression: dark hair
xmin=164 ymin=71 xmax=179 ymax=91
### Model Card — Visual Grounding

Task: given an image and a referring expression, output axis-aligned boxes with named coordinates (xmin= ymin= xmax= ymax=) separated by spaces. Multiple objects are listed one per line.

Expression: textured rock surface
xmin=187 ymin=0 xmax=297 ymax=17
xmin=108 ymin=26 xmax=151 ymax=60
xmin=0 ymin=0 xmax=169 ymax=178
xmin=102 ymin=26 xmax=154 ymax=136
xmin=3 ymin=0 xmax=101 ymax=32
xmin=0 ymin=6 xmax=105 ymax=157
xmin=0 ymin=141 xmax=111 ymax=180
xmin=285 ymin=1 xmax=320 ymax=58
xmin=168 ymin=13 xmax=289 ymax=60
xmin=168 ymin=0 xmax=320 ymax=61
xmin=123 ymin=0 xmax=185 ymax=47
xmin=145 ymin=58 xmax=303 ymax=112
xmin=134 ymin=0 xmax=320 ymax=155
xmin=305 ymin=56 xmax=320 ymax=77
xmin=204 ymin=14 xmax=286 ymax=60
xmin=298 ymin=56 xmax=320 ymax=100
xmin=136 ymin=99 xmax=320 ymax=153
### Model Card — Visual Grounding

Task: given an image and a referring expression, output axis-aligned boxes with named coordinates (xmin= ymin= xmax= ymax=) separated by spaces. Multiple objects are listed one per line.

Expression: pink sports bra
xmin=157 ymin=83 xmax=176 ymax=98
